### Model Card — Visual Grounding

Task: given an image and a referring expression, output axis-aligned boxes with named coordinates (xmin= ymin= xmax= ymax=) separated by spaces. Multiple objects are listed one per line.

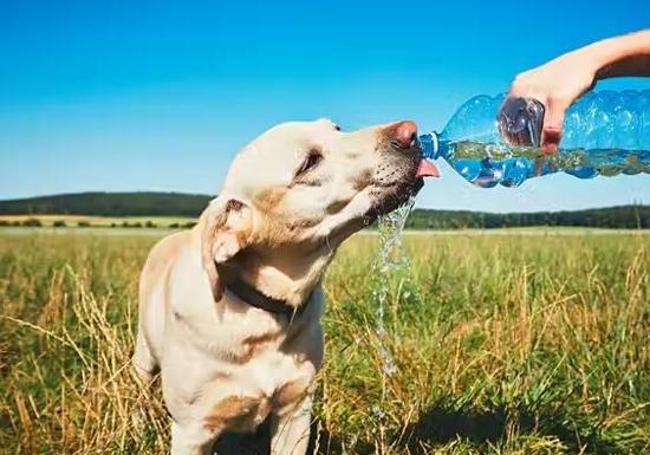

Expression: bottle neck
xmin=418 ymin=132 xmax=442 ymax=159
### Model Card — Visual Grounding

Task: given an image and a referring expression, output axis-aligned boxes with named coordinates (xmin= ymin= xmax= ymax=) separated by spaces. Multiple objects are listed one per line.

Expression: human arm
xmin=506 ymin=29 xmax=650 ymax=152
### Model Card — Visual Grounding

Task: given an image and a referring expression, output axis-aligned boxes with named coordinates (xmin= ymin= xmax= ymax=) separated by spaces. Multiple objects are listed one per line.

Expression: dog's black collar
xmin=226 ymin=275 xmax=311 ymax=319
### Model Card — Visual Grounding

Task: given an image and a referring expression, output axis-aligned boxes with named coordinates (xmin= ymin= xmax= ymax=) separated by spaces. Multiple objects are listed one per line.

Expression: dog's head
xmin=200 ymin=119 xmax=438 ymax=306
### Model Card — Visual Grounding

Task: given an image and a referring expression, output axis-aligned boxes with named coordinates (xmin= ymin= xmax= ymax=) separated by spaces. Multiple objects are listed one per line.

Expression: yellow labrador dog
xmin=133 ymin=119 xmax=439 ymax=454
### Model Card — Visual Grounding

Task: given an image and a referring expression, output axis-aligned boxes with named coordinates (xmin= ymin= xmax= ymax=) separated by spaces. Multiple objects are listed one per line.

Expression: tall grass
xmin=1 ymin=231 xmax=648 ymax=454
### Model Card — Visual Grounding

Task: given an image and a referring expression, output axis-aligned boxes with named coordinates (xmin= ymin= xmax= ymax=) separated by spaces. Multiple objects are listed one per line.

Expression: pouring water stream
xmin=370 ymin=196 xmax=415 ymax=445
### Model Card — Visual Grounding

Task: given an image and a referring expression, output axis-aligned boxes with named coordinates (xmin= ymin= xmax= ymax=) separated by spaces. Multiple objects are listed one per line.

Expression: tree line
xmin=0 ymin=192 xmax=212 ymax=217
xmin=0 ymin=192 xmax=647 ymax=229
xmin=406 ymin=206 xmax=649 ymax=229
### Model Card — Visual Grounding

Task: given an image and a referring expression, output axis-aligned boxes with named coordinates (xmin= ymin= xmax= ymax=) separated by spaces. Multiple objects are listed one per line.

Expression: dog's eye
xmin=296 ymin=150 xmax=323 ymax=177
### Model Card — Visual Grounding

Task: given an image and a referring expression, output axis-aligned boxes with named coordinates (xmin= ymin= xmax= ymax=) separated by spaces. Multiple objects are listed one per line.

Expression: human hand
xmin=506 ymin=51 xmax=597 ymax=153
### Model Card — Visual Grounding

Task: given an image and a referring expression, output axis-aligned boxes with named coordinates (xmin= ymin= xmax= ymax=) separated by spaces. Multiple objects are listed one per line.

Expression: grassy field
xmin=0 ymin=230 xmax=648 ymax=454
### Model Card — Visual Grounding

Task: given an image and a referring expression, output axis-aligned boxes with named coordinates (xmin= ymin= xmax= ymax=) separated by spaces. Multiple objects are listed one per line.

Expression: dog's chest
xmin=188 ymin=309 xmax=291 ymax=365
xmin=166 ymin=283 xmax=323 ymax=431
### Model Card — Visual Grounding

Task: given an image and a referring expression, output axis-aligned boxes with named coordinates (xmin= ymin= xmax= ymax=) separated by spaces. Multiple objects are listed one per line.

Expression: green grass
xmin=0 ymin=231 xmax=648 ymax=454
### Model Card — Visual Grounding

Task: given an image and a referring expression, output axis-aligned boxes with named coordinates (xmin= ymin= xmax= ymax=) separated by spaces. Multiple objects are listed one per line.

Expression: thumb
xmin=541 ymin=98 xmax=568 ymax=154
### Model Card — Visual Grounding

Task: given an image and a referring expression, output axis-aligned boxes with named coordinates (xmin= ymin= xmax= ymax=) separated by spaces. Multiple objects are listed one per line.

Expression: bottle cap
xmin=417 ymin=132 xmax=440 ymax=159
xmin=431 ymin=131 xmax=439 ymax=158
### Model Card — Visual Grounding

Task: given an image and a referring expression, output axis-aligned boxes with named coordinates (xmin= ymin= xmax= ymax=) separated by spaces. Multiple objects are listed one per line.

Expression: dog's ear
xmin=200 ymin=197 xmax=253 ymax=301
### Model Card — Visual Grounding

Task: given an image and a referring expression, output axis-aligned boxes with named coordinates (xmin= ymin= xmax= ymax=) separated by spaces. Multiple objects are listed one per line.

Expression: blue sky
xmin=1 ymin=0 xmax=648 ymax=212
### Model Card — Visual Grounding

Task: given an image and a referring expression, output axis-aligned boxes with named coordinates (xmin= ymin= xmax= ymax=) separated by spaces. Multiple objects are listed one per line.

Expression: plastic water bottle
xmin=419 ymin=90 xmax=650 ymax=188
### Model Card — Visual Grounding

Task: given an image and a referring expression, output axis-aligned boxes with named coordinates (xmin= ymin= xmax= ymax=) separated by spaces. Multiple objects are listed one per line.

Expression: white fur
xmin=134 ymin=118 xmax=421 ymax=454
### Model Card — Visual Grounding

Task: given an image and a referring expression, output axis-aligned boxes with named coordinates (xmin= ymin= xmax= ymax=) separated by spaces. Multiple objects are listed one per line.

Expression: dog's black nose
xmin=393 ymin=120 xmax=418 ymax=149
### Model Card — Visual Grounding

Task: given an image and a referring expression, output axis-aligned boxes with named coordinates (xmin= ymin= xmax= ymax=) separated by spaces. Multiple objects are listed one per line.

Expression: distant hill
xmin=0 ymin=192 xmax=648 ymax=229
xmin=0 ymin=192 xmax=213 ymax=217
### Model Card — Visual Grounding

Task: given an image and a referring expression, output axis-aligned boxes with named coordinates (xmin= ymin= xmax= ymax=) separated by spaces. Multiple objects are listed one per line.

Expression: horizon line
xmin=0 ymin=190 xmax=647 ymax=216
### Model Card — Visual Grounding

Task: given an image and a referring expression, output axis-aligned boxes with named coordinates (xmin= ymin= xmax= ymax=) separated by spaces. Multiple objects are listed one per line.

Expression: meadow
xmin=0 ymin=229 xmax=648 ymax=454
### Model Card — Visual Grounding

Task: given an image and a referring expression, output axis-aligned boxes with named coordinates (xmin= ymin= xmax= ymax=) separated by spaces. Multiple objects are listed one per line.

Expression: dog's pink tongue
xmin=416 ymin=159 xmax=440 ymax=178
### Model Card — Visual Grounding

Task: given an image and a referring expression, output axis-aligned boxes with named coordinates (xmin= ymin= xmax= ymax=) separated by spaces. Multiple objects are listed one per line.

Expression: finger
xmin=541 ymin=98 xmax=568 ymax=153
xmin=541 ymin=141 xmax=558 ymax=155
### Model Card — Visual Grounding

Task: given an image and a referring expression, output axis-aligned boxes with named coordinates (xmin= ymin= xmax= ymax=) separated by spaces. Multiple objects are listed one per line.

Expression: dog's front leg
xmin=270 ymin=396 xmax=312 ymax=455
xmin=171 ymin=421 xmax=220 ymax=455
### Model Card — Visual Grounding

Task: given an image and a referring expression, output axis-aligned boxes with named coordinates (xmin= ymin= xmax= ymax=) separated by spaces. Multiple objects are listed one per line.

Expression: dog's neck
xmin=225 ymin=248 xmax=333 ymax=309
xmin=224 ymin=272 xmax=313 ymax=317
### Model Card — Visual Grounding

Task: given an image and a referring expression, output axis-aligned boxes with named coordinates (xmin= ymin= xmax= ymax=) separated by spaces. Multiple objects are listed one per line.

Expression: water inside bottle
xmin=449 ymin=141 xmax=650 ymax=188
